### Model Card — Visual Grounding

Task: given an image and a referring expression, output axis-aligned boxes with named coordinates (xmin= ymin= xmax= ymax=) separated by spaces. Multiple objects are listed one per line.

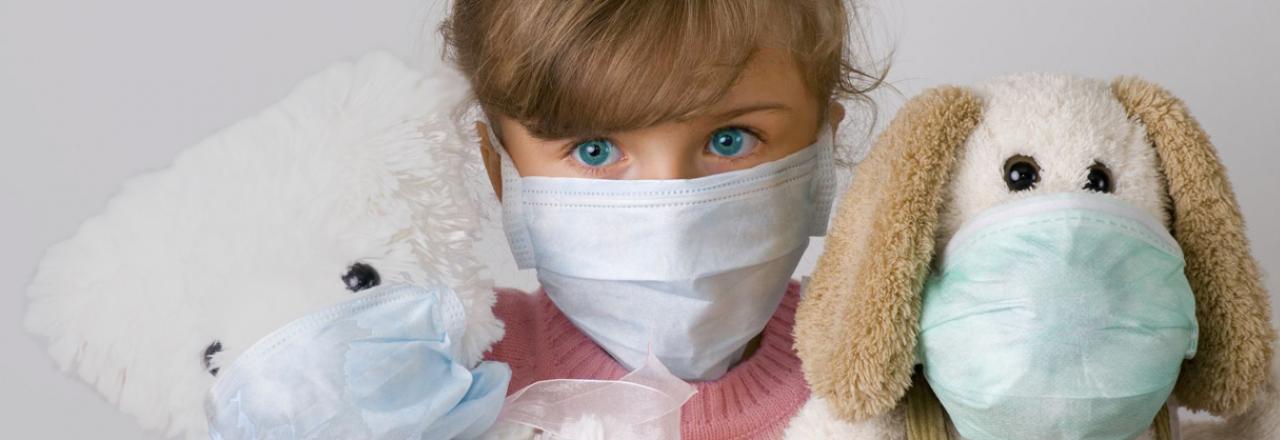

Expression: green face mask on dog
xmin=918 ymin=193 xmax=1198 ymax=440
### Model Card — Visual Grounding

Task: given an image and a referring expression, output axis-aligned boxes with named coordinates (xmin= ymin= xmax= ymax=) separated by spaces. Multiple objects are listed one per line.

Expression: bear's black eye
xmin=1003 ymin=155 xmax=1040 ymax=192
xmin=203 ymin=340 xmax=222 ymax=376
xmin=342 ymin=262 xmax=380 ymax=292
xmin=1084 ymin=162 xmax=1114 ymax=193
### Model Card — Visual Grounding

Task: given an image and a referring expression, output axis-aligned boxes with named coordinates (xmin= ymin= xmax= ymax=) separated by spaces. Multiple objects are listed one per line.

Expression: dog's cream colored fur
xmin=787 ymin=74 xmax=1278 ymax=439
xmin=940 ymin=74 xmax=1169 ymax=242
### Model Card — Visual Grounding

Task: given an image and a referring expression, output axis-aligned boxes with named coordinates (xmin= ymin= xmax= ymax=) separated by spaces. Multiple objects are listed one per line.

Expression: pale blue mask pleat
xmin=205 ymin=284 xmax=511 ymax=440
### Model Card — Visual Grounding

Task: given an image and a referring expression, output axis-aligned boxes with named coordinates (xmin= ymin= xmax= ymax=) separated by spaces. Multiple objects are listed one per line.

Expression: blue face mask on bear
xmin=204 ymin=283 xmax=510 ymax=440
xmin=917 ymin=193 xmax=1198 ymax=440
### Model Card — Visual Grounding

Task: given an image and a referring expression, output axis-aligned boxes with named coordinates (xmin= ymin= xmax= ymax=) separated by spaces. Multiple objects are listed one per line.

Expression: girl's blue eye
xmin=573 ymin=139 xmax=619 ymax=167
xmin=707 ymin=127 xmax=758 ymax=158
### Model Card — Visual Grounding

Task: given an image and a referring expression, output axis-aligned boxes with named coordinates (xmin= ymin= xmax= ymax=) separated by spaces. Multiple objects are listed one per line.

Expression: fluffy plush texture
xmin=940 ymin=74 xmax=1169 ymax=243
xmin=23 ymin=51 xmax=504 ymax=439
xmin=793 ymin=86 xmax=983 ymax=421
xmin=790 ymin=74 xmax=1276 ymax=438
xmin=1182 ymin=353 xmax=1280 ymax=439
xmin=784 ymin=397 xmax=907 ymax=440
xmin=1112 ymin=76 xmax=1275 ymax=416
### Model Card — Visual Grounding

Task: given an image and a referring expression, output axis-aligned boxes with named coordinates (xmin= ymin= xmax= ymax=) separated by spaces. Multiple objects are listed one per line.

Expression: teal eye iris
xmin=708 ymin=127 xmax=757 ymax=157
xmin=573 ymin=139 xmax=618 ymax=167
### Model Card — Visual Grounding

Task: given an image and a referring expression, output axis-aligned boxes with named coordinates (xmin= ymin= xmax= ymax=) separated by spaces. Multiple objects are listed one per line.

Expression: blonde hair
xmin=441 ymin=0 xmax=882 ymax=140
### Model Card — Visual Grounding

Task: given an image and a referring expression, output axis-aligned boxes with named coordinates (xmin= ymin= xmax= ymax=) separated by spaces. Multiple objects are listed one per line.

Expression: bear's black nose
xmin=342 ymin=262 xmax=381 ymax=292
xmin=203 ymin=340 xmax=223 ymax=376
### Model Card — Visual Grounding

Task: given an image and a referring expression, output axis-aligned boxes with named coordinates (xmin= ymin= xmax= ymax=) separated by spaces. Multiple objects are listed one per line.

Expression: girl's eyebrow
xmin=711 ymin=102 xmax=792 ymax=120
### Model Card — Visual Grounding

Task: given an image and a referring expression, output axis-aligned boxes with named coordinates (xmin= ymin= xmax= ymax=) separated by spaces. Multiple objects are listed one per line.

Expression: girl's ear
xmin=1111 ymin=77 xmax=1275 ymax=416
xmin=828 ymin=101 xmax=847 ymax=128
xmin=475 ymin=121 xmax=504 ymax=201
xmin=795 ymin=86 xmax=983 ymax=421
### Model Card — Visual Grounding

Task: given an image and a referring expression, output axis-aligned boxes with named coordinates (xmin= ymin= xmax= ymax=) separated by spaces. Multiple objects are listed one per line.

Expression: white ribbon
xmin=495 ymin=353 xmax=697 ymax=439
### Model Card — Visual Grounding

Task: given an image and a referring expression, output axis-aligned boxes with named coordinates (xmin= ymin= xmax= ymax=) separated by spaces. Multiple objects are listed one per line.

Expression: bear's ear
xmin=1111 ymin=76 xmax=1275 ymax=416
xmin=795 ymin=86 xmax=983 ymax=421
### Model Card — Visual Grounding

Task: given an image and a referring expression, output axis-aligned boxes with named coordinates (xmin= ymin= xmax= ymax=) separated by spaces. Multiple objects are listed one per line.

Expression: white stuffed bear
xmin=23 ymin=51 xmax=506 ymax=439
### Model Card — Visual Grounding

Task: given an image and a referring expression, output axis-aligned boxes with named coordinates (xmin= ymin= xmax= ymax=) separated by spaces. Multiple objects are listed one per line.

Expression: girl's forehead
xmin=702 ymin=49 xmax=815 ymax=119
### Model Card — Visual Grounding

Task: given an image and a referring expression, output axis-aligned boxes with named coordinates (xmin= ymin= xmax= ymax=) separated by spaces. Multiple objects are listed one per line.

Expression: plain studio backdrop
xmin=2 ymin=1 xmax=1277 ymax=438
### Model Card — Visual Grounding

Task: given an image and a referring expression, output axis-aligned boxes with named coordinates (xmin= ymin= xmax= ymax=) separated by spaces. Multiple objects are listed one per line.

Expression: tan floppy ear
xmin=1112 ymin=77 xmax=1275 ymax=416
xmin=795 ymin=86 xmax=983 ymax=421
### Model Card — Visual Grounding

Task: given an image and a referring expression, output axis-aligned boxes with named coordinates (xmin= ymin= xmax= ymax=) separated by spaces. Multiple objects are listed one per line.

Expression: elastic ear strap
xmin=487 ymin=123 xmax=536 ymax=269
xmin=809 ymin=123 xmax=838 ymax=236
xmin=437 ymin=284 xmax=468 ymax=358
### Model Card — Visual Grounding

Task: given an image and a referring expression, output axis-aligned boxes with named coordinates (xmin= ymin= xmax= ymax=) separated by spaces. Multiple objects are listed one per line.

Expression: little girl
xmin=441 ymin=1 xmax=881 ymax=438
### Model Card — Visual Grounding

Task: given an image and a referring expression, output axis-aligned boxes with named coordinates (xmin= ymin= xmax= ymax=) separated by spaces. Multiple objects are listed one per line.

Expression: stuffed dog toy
xmin=788 ymin=74 xmax=1276 ymax=439
xmin=23 ymin=52 xmax=505 ymax=439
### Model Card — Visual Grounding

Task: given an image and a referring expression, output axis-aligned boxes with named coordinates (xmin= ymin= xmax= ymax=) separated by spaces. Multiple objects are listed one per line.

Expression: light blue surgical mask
xmin=489 ymin=123 xmax=836 ymax=381
xmin=918 ymin=193 xmax=1198 ymax=440
xmin=205 ymin=283 xmax=510 ymax=440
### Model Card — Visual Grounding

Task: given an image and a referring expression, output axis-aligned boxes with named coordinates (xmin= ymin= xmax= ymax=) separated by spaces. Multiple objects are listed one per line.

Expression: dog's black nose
xmin=342 ymin=262 xmax=381 ymax=292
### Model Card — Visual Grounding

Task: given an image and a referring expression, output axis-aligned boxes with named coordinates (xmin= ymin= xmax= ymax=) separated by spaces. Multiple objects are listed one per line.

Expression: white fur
xmin=23 ymin=51 xmax=504 ymax=439
xmin=940 ymin=73 xmax=1169 ymax=247
xmin=784 ymin=397 xmax=907 ymax=440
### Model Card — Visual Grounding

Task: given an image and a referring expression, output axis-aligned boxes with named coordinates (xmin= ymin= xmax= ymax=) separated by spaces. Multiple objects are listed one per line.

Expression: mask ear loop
xmin=436 ymin=284 xmax=469 ymax=361
xmin=482 ymin=121 xmax=538 ymax=269
xmin=809 ymin=123 xmax=838 ymax=236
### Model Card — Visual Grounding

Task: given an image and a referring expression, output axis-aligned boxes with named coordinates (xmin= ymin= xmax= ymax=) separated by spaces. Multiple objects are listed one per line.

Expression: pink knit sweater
xmin=484 ymin=281 xmax=810 ymax=439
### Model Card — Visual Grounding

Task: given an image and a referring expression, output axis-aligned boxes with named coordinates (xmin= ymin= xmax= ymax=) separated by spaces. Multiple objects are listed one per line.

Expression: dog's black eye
xmin=203 ymin=340 xmax=222 ymax=376
xmin=1003 ymin=155 xmax=1040 ymax=192
xmin=342 ymin=262 xmax=380 ymax=292
xmin=1084 ymin=162 xmax=1114 ymax=193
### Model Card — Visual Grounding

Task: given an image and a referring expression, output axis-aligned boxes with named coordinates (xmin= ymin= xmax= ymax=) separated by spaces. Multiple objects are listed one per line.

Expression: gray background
xmin=2 ymin=1 xmax=1276 ymax=438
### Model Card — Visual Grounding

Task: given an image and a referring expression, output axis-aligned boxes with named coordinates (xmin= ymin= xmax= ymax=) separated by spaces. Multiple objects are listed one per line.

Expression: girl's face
xmin=477 ymin=48 xmax=844 ymax=198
